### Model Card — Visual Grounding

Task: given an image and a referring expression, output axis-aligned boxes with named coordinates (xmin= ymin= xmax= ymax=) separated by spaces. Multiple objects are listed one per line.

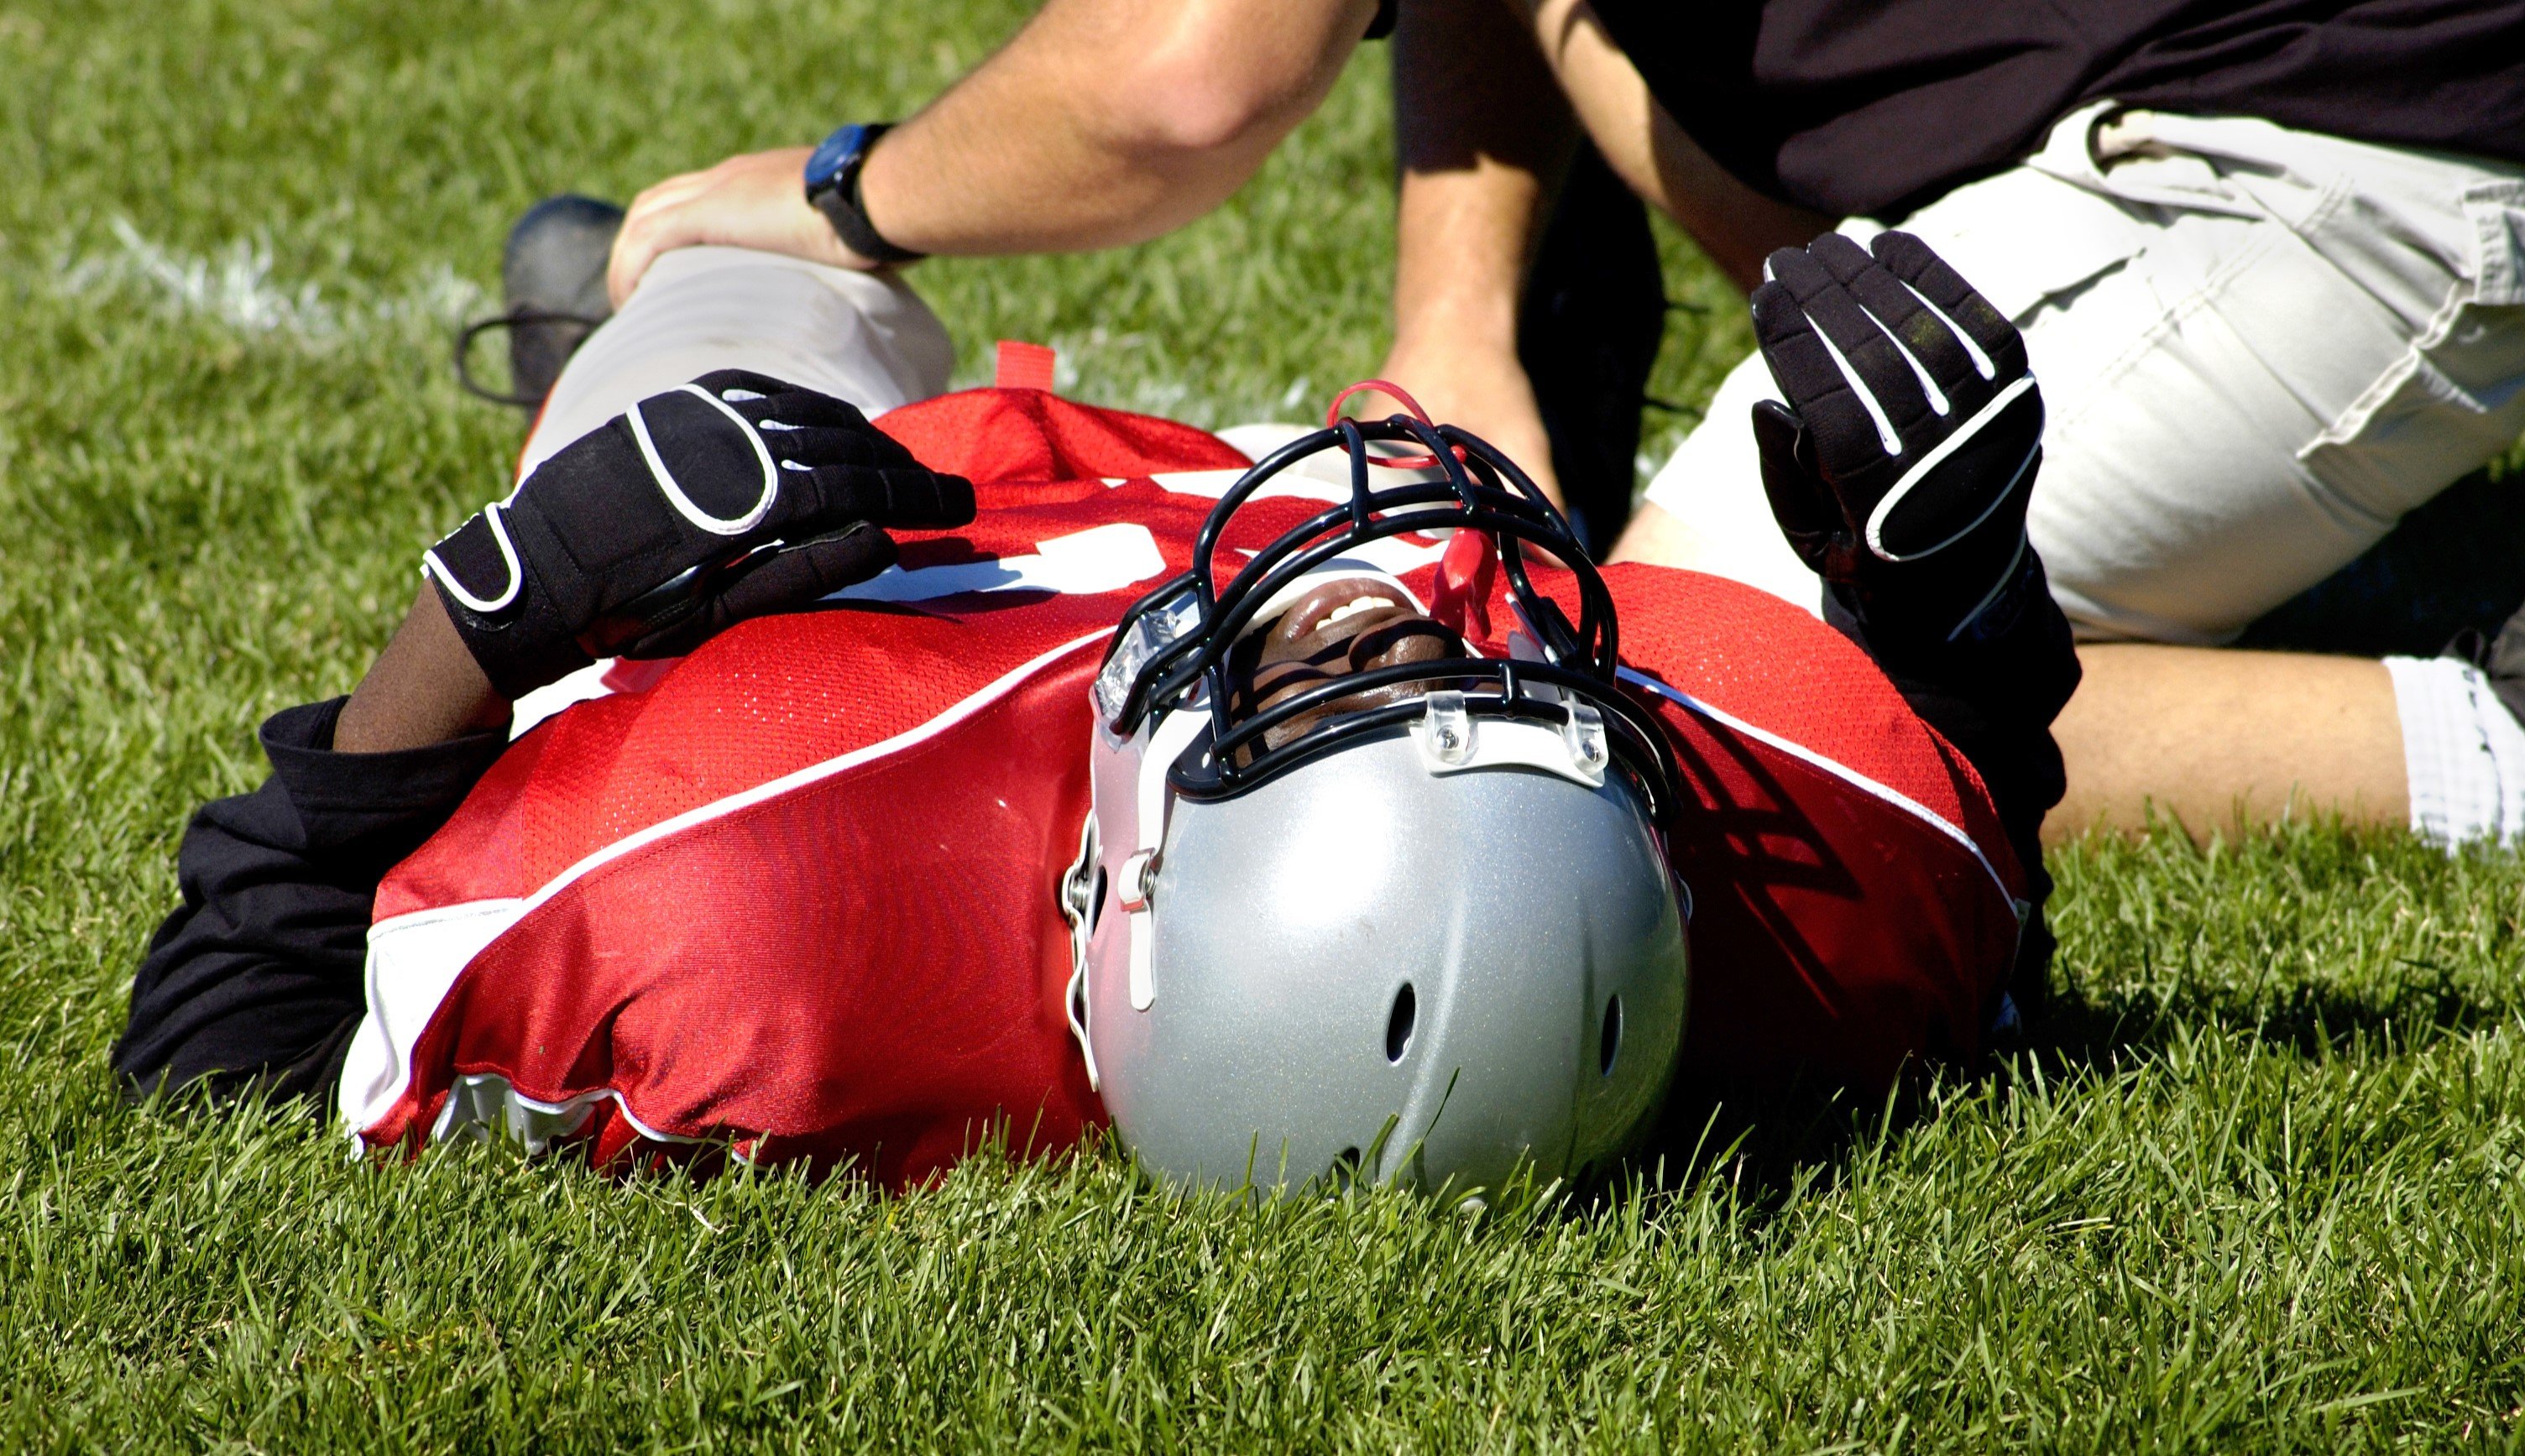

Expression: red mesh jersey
xmin=342 ymin=389 xmax=2026 ymax=1184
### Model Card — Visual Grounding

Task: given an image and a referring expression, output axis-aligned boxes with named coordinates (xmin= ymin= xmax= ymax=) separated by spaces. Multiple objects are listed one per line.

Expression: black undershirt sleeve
xmin=112 ymin=698 xmax=508 ymax=1111
xmin=1826 ymin=556 xmax=2083 ymax=1015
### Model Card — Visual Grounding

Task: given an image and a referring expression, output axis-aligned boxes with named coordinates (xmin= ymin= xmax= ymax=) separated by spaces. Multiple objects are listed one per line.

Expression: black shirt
xmin=112 ymin=699 xmax=507 ymax=1109
xmin=1588 ymin=0 xmax=2525 ymax=217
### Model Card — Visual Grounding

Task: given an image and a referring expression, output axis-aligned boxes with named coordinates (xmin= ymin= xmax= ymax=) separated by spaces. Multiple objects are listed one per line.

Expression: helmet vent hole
xmin=1385 ymin=983 xmax=1417 ymax=1063
xmin=1599 ymin=995 xmax=1623 ymax=1077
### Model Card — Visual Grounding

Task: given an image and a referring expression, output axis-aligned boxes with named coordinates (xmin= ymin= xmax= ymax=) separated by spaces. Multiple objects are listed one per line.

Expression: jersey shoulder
xmin=1603 ymin=562 xmax=2017 ymax=890
xmin=375 ymin=608 xmax=1106 ymax=920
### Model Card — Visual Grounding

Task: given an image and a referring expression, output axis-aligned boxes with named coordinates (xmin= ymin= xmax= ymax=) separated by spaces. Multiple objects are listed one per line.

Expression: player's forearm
xmin=1388 ymin=0 xmax=1573 ymax=356
xmin=858 ymin=0 xmax=1378 ymax=256
xmin=334 ymin=587 xmax=510 ymax=754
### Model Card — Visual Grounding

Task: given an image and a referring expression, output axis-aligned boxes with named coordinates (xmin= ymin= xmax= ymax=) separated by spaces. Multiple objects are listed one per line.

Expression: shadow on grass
xmin=1609 ymin=926 xmax=2522 ymax=1226
xmin=1600 ymin=1071 xmax=1943 ymax=1233
xmin=1594 ymin=1001 xmax=2502 ymax=1240
xmin=2028 ymin=957 xmax=2514 ymax=1072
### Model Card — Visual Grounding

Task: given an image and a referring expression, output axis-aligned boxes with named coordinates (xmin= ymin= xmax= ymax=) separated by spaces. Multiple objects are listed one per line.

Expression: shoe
xmin=456 ymin=195 xmax=625 ymax=409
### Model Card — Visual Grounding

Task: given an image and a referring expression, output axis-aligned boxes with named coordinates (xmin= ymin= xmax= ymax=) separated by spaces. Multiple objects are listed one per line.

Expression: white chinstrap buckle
xmin=1410 ymin=688 xmax=1608 ymax=789
xmin=1561 ymin=700 xmax=1609 ymax=775
xmin=1059 ymin=813 xmax=1102 ymax=1091
xmin=1419 ymin=691 xmax=1473 ymax=766
xmin=1116 ymin=848 xmax=1159 ymax=915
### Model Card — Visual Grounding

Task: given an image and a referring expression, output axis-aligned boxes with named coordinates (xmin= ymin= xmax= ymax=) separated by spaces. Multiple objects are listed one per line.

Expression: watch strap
xmin=806 ymin=123 xmax=924 ymax=266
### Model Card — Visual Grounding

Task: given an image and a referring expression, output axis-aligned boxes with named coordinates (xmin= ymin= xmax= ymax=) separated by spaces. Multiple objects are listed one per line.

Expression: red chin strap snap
xmin=1428 ymin=525 xmax=1498 ymax=644
xmin=1328 ymin=379 xmax=1493 ymax=639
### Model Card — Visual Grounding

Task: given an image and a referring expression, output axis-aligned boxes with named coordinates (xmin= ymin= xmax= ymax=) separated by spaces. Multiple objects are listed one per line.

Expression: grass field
xmin=5 ymin=0 xmax=2525 ymax=1448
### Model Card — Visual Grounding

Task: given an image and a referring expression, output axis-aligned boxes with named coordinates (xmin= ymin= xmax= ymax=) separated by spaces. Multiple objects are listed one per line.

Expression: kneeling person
xmin=114 ymin=234 xmax=2077 ymax=1192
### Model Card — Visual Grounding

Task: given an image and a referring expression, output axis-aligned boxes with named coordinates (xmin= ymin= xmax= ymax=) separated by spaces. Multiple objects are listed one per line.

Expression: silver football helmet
xmin=1064 ymin=408 xmax=1689 ymax=1196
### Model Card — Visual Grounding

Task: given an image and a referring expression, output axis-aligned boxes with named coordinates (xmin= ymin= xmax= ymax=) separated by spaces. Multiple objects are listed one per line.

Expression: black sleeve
xmin=112 ymin=698 xmax=510 ymax=1110
xmin=1824 ymin=554 xmax=2082 ymax=1016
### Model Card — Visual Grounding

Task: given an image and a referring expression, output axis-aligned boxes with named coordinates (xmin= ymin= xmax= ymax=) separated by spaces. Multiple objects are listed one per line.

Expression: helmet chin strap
xmin=1124 ymin=702 xmax=1209 ymax=1011
xmin=1427 ymin=529 xmax=1498 ymax=642
xmin=1322 ymin=378 xmax=1498 ymax=645
xmin=1323 ymin=378 xmax=1466 ymax=473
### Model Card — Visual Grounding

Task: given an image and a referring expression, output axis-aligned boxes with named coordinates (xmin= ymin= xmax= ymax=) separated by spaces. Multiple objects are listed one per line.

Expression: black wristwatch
xmin=804 ymin=123 xmax=924 ymax=266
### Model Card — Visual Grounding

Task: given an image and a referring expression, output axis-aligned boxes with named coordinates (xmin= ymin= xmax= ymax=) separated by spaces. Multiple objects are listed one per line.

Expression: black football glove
xmin=1749 ymin=231 xmax=2046 ymax=650
xmin=422 ymin=369 xmax=975 ymax=700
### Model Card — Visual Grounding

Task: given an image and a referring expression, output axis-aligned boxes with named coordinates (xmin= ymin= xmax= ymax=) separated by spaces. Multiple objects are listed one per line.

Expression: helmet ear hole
xmin=1599 ymin=994 xmax=1623 ymax=1077
xmin=1385 ymin=983 xmax=1418 ymax=1063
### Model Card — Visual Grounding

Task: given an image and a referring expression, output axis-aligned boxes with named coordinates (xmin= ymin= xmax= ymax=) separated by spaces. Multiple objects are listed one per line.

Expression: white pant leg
xmin=2016 ymin=115 xmax=2525 ymax=642
xmin=501 ymin=247 xmax=955 ymax=737
xmin=1641 ymin=105 xmax=2525 ymax=642
xmin=518 ymin=245 xmax=955 ymax=481
xmin=1636 ymin=350 xmax=1819 ymax=613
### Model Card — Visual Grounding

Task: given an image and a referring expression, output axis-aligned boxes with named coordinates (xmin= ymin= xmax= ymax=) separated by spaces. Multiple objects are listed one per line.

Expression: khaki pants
xmin=1642 ymin=102 xmax=2525 ymax=644
xmin=519 ymin=244 xmax=954 ymax=481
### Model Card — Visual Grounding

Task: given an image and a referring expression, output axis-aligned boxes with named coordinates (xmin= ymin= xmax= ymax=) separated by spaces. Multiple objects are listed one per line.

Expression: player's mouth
xmin=1232 ymin=577 xmax=1466 ymax=751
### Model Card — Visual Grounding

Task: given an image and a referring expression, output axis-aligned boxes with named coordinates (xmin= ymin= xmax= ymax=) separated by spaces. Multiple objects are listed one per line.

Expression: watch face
xmin=804 ymin=125 xmax=865 ymax=193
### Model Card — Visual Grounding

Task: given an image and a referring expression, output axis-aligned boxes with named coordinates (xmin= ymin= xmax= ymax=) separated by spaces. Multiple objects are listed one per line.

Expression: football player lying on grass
xmin=115 ymin=230 xmax=2077 ymax=1192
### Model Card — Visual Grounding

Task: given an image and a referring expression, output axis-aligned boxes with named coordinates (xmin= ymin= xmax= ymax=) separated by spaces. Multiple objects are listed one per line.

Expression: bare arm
xmin=333 ymin=587 xmax=510 ymax=754
xmin=1372 ymin=0 xmax=1828 ymax=505
xmin=1368 ymin=0 xmax=1573 ymax=501
xmin=1519 ymin=0 xmax=1827 ymax=290
xmin=608 ymin=0 xmax=1378 ymax=305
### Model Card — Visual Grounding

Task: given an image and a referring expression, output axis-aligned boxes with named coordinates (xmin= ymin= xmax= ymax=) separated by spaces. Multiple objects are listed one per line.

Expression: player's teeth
xmin=1317 ymin=597 xmax=1396 ymax=632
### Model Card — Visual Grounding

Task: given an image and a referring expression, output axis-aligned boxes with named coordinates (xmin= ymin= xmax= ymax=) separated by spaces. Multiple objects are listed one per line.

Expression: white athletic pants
xmin=519 ymin=245 xmax=954 ymax=480
xmin=502 ymin=247 xmax=955 ymax=733
xmin=1643 ymin=102 xmax=2525 ymax=645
